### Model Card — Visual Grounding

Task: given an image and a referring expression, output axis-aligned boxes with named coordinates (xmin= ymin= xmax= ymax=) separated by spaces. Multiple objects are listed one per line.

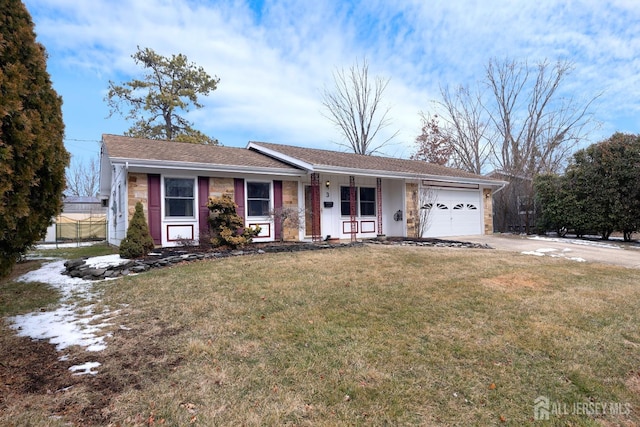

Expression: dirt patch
xmin=481 ymin=272 xmax=549 ymax=290
xmin=0 ymin=317 xmax=184 ymax=426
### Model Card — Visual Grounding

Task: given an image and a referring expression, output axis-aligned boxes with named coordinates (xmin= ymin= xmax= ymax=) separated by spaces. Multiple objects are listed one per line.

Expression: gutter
xmin=109 ymin=158 xmax=305 ymax=177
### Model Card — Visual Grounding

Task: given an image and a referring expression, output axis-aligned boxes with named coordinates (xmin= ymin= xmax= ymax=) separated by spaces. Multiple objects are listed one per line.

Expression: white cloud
xmin=23 ymin=0 xmax=640 ymax=161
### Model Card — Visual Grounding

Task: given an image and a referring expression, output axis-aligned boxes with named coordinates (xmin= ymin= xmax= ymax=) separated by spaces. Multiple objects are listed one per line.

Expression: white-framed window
xmin=359 ymin=187 xmax=376 ymax=216
xmin=165 ymin=177 xmax=195 ymax=217
xmin=340 ymin=186 xmax=376 ymax=217
xmin=247 ymin=182 xmax=271 ymax=217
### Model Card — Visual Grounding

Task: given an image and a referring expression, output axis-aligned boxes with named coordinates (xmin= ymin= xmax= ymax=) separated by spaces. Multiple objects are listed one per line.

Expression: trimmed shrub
xmin=119 ymin=202 xmax=155 ymax=258
xmin=207 ymin=194 xmax=260 ymax=248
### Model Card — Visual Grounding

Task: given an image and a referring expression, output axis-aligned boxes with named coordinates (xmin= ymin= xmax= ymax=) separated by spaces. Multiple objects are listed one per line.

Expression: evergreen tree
xmin=119 ymin=202 xmax=155 ymax=258
xmin=106 ymin=47 xmax=219 ymax=144
xmin=0 ymin=1 xmax=69 ymax=276
xmin=535 ymin=133 xmax=640 ymax=241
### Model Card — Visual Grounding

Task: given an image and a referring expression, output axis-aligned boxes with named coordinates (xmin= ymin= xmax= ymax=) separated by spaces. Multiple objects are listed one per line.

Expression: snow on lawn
xmin=35 ymin=242 xmax=104 ymax=249
xmin=521 ymin=247 xmax=586 ymax=262
xmin=528 ymin=235 xmax=622 ymax=249
xmin=8 ymin=255 xmax=130 ymax=375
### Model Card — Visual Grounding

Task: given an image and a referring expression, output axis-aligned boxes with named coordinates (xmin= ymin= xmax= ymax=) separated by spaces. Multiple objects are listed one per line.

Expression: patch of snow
xmin=521 ymin=248 xmax=588 ymax=262
xmin=528 ymin=236 xmax=562 ymax=243
xmin=69 ymin=361 xmax=101 ymax=376
xmin=528 ymin=235 xmax=621 ymax=249
xmin=35 ymin=242 xmax=104 ymax=249
xmin=570 ymin=240 xmax=621 ymax=249
xmin=8 ymin=256 xmax=133 ymax=374
xmin=521 ymin=250 xmax=546 ymax=256
xmin=84 ymin=254 xmax=130 ymax=269
xmin=10 ymin=304 xmax=109 ymax=352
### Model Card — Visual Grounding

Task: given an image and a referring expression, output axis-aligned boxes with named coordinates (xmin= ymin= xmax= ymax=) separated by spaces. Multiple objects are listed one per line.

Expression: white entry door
xmin=422 ymin=189 xmax=482 ymax=237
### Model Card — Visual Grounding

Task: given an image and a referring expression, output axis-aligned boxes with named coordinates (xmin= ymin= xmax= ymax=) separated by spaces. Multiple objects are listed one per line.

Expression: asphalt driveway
xmin=454 ymin=234 xmax=640 ymax=269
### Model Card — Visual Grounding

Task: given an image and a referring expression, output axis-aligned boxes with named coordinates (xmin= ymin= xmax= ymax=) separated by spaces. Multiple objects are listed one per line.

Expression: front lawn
xmin=3 ymin=244 xmax=640 ymax=425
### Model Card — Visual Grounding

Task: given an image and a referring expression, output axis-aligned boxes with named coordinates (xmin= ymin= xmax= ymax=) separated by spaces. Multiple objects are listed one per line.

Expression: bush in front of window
xmin=119 ymin=202 xmax=155 ymax=258
xmin=208 ymin=195 xmax=260 ymax=248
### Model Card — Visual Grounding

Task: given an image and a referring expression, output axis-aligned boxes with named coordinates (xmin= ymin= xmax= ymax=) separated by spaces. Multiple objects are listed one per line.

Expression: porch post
xmin=349 ymin=175 xmax=357 ymax=242
xmin=310 ymin=173 xmax=321 ymax=242
xmin=376 ymin=177 xmax=383 ymax=236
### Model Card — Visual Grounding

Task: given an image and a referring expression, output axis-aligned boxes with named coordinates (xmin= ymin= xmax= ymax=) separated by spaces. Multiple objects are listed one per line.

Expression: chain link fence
xmin=47 ymin=215 xmax=108 ymax=244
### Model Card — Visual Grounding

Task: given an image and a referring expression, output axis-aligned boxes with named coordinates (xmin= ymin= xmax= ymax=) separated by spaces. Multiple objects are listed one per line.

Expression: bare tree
xmin=66 ymin=158 xmax=100 ymax=197
xmin=435 ymin=58 xmax=597 ymax=177
xmin=437 ymin=85 xmax=493 ymax=174
xmin=269 ymin=207 xmax=305 ymax=242
xmin=484 ymin=58 xmax=598 ymax=177
xmin=412 ymin=186 xmax=437 ymax=238
xmin=322 ymin=58 xmax=398 ymax=155
xmin=431 ymin=58 xmax=598 ymax=233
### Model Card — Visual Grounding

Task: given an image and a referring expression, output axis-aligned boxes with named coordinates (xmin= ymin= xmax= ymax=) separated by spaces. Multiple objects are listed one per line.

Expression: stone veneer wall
xmin=282 ymin=180 xmax=299 ymax=241
xmin=405 ymin=183 xmax=418 ymax=238
xmin=208 ymin=178 xmax=235 ymax=199
xmin=483 ymin=188 xmax=493 ymax=234
xmin=127 ymin=173 xmax=149 ymax=221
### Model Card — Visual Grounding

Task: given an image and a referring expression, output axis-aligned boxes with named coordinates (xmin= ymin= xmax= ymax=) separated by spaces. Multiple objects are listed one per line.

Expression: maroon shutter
xmin=147 ymin=174 xmax=162 ymax=245
xmin=234 ymin=178 xmax=245 ymax=223
xmin=273 ymin=180 xmax=283 ymax=240
xmin=198 ymin=177 xmax=210 ymax=238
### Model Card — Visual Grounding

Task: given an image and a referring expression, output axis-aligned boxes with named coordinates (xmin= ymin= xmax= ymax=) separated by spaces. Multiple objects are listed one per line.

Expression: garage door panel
xmin=421 ymin=189 xmax=482 ymax=237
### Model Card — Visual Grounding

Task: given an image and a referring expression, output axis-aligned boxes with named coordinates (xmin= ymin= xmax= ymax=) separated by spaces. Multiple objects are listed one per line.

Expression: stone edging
xmin=62 ymin=242 xmax=363 ymax=281
xmin=62 ymin=238 xmax=490 ymax=281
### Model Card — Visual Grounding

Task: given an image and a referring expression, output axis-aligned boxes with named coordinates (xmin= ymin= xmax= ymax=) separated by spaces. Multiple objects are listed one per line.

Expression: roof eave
xmin=109 ymin=157 xmax=304 ymax=177
xmin=313 ymin=165 xmax=506 ymax=187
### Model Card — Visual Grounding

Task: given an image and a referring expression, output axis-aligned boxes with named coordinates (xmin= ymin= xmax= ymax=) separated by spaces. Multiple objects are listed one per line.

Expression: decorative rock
xmin=64 ymin=258 xmax=86 ymax=269
xmin=61 ymin=238 xmax=488 ymax=281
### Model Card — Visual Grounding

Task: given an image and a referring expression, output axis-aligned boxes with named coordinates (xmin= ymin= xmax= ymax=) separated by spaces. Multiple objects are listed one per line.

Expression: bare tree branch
xmin=66 ymin=158 xmax=100 ymax=197
xmin=322 ymin=58 xmax=398 ymax=155
xmin=437 ymin=85 xmax=493 ymax=174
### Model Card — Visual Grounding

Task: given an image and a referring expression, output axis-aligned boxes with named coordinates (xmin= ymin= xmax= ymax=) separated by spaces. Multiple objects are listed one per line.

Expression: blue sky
xmin=23 ymin=0 xmax=640 ymax=167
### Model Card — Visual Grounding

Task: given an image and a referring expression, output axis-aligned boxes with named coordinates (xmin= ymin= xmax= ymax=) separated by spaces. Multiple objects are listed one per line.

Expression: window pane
xmin=166 ymin=199 xmax=194 ymax=217
xmin=247 ymin=200 xmax=269 ymax=216
xmin=359 ymin=187 xmax=375 ymax=202
xmin=165 ymin=178 xmax=194 ymax=197
xmin=246 ymin=182 xmax=270 ymax=217
xmin=340 ymin=186 xmax=354 ymax=216
xmin=247 ymin=182 xmax=270 ymax=199
xmin=360 ymin=187 xmax=375 ymax=216
xmin=165 ymin=178 xmax=194 ymax=217
xmin=360 ymin=202 xmax=375 ymax=216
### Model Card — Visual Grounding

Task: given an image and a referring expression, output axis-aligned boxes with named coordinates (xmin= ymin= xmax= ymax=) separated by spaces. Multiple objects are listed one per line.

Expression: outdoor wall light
xmin=325 ymin=180 xmax=331 ymax=188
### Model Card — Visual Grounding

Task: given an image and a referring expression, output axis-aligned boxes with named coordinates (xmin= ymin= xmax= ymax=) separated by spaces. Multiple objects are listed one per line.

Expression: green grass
xmin=85 ymin=245 xmax=640 ymax=426
xmin=0 ymin=279 xmax=60 ymax=317
xmin=29 ymin=242 xmax=118 ymax=259
xmin=0 ymin=259 xmax=61 ymax=316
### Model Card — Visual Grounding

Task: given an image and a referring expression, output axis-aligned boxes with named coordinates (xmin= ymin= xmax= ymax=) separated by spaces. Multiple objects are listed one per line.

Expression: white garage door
xmin=421 ymin=189 xmax=482 ymax=237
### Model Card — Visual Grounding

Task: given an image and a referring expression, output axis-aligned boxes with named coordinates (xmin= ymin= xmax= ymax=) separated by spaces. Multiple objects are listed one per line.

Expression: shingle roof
xmin=102 ymin=134 xmax=299 ymax=171
xmin=249 ymin=141 xmax=494 ymax=181
xmin=102 ymin=134 xmax=503 ymax=184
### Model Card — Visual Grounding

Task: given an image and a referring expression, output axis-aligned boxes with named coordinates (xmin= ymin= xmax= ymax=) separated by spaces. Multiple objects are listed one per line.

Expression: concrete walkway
xmin=451 ymin=234 xmax=640 ymax=269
